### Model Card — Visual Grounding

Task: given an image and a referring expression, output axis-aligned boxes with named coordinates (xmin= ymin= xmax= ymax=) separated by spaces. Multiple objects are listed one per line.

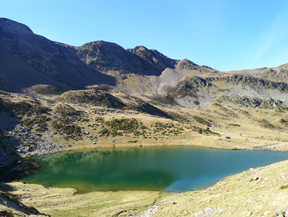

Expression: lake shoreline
xmin=1 ymin=140 xmax=286 ymax=184
xmin=3 ymin=157 xmax=288 ymax=216
xmin=2 ymin=144 xmax=288 ymax=216
xmin=60 ymin=141 xmax=288 ymax=153
xmin=20 ymin=145 xmax=288 ymax=194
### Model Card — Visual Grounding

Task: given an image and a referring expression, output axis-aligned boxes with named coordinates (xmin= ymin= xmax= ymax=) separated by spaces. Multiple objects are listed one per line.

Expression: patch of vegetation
xmin=2 ymin=98 xmax=51 ymax=119
xmin=111 ymin=130 xmax=123 ymax=137
xmin=140 ymin=125 xmax=147 ymax=130
xmin=154 ymin=122 xmax=174 ymax=130
xmin=128 ymin=140 xmax=138 ymax=143
xmin=99 ymin=128 xmax=110 ymax=137
xmin=0 ymin=209 xmax=14 ymax=217
xmin=133 ymin=131 xmax=142 ymax=137
xmin=0 ymin=97 xmax=53 ymax=135
xmin=259 ymin=119 xmax=275 ymax=129
xmin=152 ymin=122 xmax=183 ymax=136
xmin=149 ymin=94 xmax=179 ymax=106
xmin=167 ymin=112 xmax=189 ymax=123
xmin=51 ymin=105 xmax=84 ymax=140
xmin=55 ymin=105 xmax=79 ymax=116
xmin=229 ymin=123 xmax=240 ymax=127
xmin=275 ymin=105 xmax=286 ymax=112
xmin=52 ymin=121 xmax=82 ymax=140
xmin=280 ymin=184 xmax=288 ymax=190
xmin=95 ymin=117 xmax=104 ymax=124
xmin=234 ymin=108 xmax=251 ymax=116
xmin=193 ymin=115 xmax=211 ymax=127
xmin=130 ymin=99 xmax=172 ymax=119
xmin=213 ymin=103 xmax=238 ymax=118
xmin=280 ymin=118 xmax=288 ymax=125
xmin=102 ymin=118 xmax=149 ymax=138
xmin=81 ymin=118 xmax=90 ymax=122
xmin=58 ymin=90 xmax=126 ymax=108
xmin=8 ymin=102 xmax=31 ymax=118
xmin=20 ymin=116 xmax=51 ymax=132
xmin=105 ymin=118 xmax=139 ymax=133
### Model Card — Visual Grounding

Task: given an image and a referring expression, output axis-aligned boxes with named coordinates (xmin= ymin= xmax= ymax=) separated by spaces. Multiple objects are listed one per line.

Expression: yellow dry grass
xmin=1 ymin=182 xmax=160 ymax=217
xmin=156 ymin=159 xmax=288 ymax=217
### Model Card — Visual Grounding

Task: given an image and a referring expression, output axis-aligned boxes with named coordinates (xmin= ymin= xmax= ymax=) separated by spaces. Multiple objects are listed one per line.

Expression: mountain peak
xmin=82 ymin=40 xmax=120 ymax=47
xmin=127 ymin=46 xmax=178 ymax=72
xmin=133 ymin=46 xmax=149 ymax=51
xmin=177 ymin=59 xmax=199 ymax=70
xmin=0 ymin=18 xmax=33 ymax=37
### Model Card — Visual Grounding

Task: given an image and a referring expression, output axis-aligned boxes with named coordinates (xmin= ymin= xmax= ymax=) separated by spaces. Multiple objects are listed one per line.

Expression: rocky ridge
xmin=0 ymin=18 xmax=218 ymax=94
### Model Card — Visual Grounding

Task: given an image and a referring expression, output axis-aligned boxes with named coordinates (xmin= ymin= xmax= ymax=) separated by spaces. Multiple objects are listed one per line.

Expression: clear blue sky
xmin=1 ymin=0 xmax=288 ymax=71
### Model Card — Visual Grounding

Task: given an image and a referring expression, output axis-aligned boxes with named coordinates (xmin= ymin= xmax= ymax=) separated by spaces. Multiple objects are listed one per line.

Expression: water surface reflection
xmin=22 ymin=146 xmax=288 ymax=193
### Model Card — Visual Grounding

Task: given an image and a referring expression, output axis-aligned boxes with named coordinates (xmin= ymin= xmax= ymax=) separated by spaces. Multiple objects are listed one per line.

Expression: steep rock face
xmin=127 ymin=46 xmax=178 ymax=73
xmin=162 ymin=76 xmax=213 ymax=98
xmin=177 ymin=59 xmax=199 ymax=71
xmin=76 ymin=42 xmax=177 ymax=76
xmin=176 ymin=59 xmax=219 ymax=76
xmin=76 ymin=41 xmax=147 ymax=75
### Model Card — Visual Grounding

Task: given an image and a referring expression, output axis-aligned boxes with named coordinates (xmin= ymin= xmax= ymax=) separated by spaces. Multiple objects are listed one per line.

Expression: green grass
xmin=280 ymin=184 xmax=288 ymax=190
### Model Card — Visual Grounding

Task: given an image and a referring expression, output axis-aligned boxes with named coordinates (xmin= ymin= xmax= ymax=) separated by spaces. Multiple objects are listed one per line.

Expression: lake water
xmin=21 ymin=146 xmax=288 ymax=193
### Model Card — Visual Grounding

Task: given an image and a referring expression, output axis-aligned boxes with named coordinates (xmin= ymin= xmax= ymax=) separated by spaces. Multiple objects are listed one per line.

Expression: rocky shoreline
xmin=7 ymin=125 xmax=66 ymax=157
xmin=0 ymin=124 xmax=65 ymax=181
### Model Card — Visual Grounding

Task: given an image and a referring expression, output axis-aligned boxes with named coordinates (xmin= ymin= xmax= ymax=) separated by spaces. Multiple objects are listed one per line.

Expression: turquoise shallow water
xmin=21 ymin=146 xmax=288 ymax=193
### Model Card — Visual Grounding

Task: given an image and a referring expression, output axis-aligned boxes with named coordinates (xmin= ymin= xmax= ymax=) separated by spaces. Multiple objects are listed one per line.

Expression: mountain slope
xmin=0 ymin=18 xmax=114 ymax=92
xmin=0 ymin=18 xmax=219 ymax=94
xmin=127 ymin=46 xmax=178 ymax=72
xmin=76 ymin=41 xmax=178 ymax=76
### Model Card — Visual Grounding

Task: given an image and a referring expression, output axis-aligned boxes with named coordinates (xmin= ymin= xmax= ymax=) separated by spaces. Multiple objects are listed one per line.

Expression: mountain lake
xmin=21 ymin=146 xmax=288 ymax=193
